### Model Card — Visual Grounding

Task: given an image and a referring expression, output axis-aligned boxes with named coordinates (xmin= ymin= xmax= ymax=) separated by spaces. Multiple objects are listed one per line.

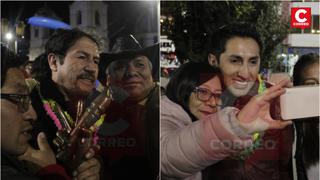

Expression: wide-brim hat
xmin=98 ymin=35 xmax=159 ymax=82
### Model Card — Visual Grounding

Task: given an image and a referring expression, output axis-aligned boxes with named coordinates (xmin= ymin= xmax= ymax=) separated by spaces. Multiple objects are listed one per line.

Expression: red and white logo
xmin=291 ymin=7 xmax=311 ymax=29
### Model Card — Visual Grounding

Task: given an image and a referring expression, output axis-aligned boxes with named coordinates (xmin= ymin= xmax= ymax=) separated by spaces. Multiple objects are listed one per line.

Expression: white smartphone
xmin=280 ymin=85 xmax=320 ymax=120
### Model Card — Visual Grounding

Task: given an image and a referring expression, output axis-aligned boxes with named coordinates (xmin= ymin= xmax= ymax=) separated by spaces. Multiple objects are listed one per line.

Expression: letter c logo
xmin=295 ymin=9 xmax=307 ymax=23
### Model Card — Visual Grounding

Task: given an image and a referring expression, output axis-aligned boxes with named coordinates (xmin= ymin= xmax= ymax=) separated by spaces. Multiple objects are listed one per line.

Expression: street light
xmin=5 ymin=32 xmax=13 ymax=41
xmin=4 ymin=32 xmax=17 ymax=53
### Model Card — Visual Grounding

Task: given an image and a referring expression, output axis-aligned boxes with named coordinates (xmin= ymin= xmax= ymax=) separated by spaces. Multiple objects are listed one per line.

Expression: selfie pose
xmin=161 ymin=62 xmax=292 ymax=180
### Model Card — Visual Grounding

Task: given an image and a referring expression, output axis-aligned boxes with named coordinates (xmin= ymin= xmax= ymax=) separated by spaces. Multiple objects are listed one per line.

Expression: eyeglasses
xmin=1 ymin=93 xmax=31 ymax=113
xmin=193 ymin=87 xmax=222 ymax=105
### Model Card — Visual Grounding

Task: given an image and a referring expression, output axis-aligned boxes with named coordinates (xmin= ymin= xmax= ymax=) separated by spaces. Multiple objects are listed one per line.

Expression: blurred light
xmin=22 ymin=36 xmax=25 ymax=39
xmin=5 ymin=32 xmax=13 ymax=40
xmin=28 ymin=16 xmax=71 ymax=29
xmin=317 ymin=30 xmax=320 ymax=33
xmin=16 ymin=21 xmax=26 ymax=36
xmin=160 ymin=19 xmax=164 ymax=23
xmin=311 ymin=29 xmax=315 ymax=33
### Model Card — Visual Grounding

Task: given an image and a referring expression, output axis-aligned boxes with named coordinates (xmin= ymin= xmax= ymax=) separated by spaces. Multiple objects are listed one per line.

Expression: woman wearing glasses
xmin=161 ymin=62 xmax=292 ymax=180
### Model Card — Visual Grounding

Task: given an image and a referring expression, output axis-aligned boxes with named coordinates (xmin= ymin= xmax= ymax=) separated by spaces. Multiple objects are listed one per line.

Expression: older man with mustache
xmin=96 ymin=35 xmax=159 ymax=180
xmin=29 ymin=28 xmax=102 ymax=180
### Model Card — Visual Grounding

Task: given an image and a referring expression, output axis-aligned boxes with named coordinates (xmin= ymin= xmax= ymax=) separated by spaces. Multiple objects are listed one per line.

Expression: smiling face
xmin=1 ymin=68 xmax=37 ymax=156
xmin=50 ymin=37 xmax=100 ymax=97
xmin=108 ymin=55 xmax=154 ymax=103
xmin=188 ymin=76 xmax=222 ymax=120
xmin=218 ymin=37 xmax=260 ymax=97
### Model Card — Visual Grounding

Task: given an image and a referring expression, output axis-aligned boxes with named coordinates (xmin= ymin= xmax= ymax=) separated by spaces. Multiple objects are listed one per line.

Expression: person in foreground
xmin=206 ymin=23 xmax=293 ymax=180
xmin=161 ymin=62 xmax=292 ymax=180
xmin=292 ymin=53 xmax=319 ymax=180
xmin=29 ymin=28 xmax=101 ymax=179
xmin=1 ymin=45 xmax=71 ymax=180
xmin=97 ymin=35 xmax=159 ymax=180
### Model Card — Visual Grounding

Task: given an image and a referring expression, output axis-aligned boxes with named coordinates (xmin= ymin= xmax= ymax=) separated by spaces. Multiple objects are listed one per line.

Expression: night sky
xmin=1 ymin=1 xmax=71 ymax=23
xmin=1 ymin=1 xmax=72 ymax=42
xmin=1 ymin=1 xmax=159 ymax=42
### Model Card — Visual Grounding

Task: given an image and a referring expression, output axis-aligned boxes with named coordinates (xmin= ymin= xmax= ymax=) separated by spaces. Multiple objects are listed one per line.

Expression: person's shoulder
xmin=161 ymin=96 xmax=189 ymax=118
xmin=160 ymin=95 xmax=175 ymax=109
xmin=161 ymin=96 xmax=193 ymax=129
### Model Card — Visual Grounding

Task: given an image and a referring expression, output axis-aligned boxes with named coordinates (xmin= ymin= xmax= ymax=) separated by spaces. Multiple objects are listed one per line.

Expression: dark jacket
xmin=1 ymin=152 xmax=70 ymax=180
xmin=2 ymin=152 xmax=39 ymax=180
xmin=203 ymin=81 xmax=294 ymax=180
xmin=30 ymin=78 xmax=68 ymax=151
xmin=29 ymin=78 xmax=104 ymax=176
xmin=98 ymin=84 xmax=159 ymax=180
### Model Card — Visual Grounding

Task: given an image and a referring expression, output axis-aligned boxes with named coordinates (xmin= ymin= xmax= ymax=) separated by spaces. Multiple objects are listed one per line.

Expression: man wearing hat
xmin=97 ymin=35 xmax=159 ymax=180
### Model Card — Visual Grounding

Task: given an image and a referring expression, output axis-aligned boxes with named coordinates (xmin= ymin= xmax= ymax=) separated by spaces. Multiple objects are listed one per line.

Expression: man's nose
xmin=85 ymin=61 xmax=98 ymax=74
xmin=238 ymin=65 xmax=250 ymax=79
xmin=24 ymin=104 xmax=37 ymax=122
xmin=124 ymin=63 xmax=138 ymax=76
xmin=86 ymin=57 xmax=99 ymax=70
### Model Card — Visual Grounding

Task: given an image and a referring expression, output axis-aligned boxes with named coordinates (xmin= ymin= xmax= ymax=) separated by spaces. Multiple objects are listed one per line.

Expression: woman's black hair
xmin=165 ymin=62 xmax=222 ymax=121
xmin=293 ymin=53 xmax=319 ymax=86
xmin=292 ymin=53 xmax=319 ymax=169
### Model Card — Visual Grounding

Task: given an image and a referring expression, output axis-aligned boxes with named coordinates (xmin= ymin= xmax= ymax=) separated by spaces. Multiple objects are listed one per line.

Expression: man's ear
xmin=47 ymin=53 xmax=58 ymax=71
xmin=208 ymin=53 xmax=218 ymax=66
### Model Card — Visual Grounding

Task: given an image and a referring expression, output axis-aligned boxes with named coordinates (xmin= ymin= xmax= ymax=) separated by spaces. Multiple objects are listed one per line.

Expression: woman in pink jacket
xmin=161 ymin=62 xmax=292 ymax=180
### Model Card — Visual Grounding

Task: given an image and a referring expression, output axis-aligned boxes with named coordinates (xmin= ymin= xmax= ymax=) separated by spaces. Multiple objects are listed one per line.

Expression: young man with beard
xmin=205 ymin=23 xmax=294 ymax=180
xmin=97 ymin=35 xmax=159 ymax=180
xmin=29 ymin=29 xmax=101 ymax=180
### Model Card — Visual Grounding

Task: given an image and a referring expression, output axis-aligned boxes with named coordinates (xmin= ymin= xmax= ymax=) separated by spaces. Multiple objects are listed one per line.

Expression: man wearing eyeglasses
xmin=1 ymin=45 xmax=72 ymax=179
xmin=204 ymin=23 xmax=293 ymax=180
